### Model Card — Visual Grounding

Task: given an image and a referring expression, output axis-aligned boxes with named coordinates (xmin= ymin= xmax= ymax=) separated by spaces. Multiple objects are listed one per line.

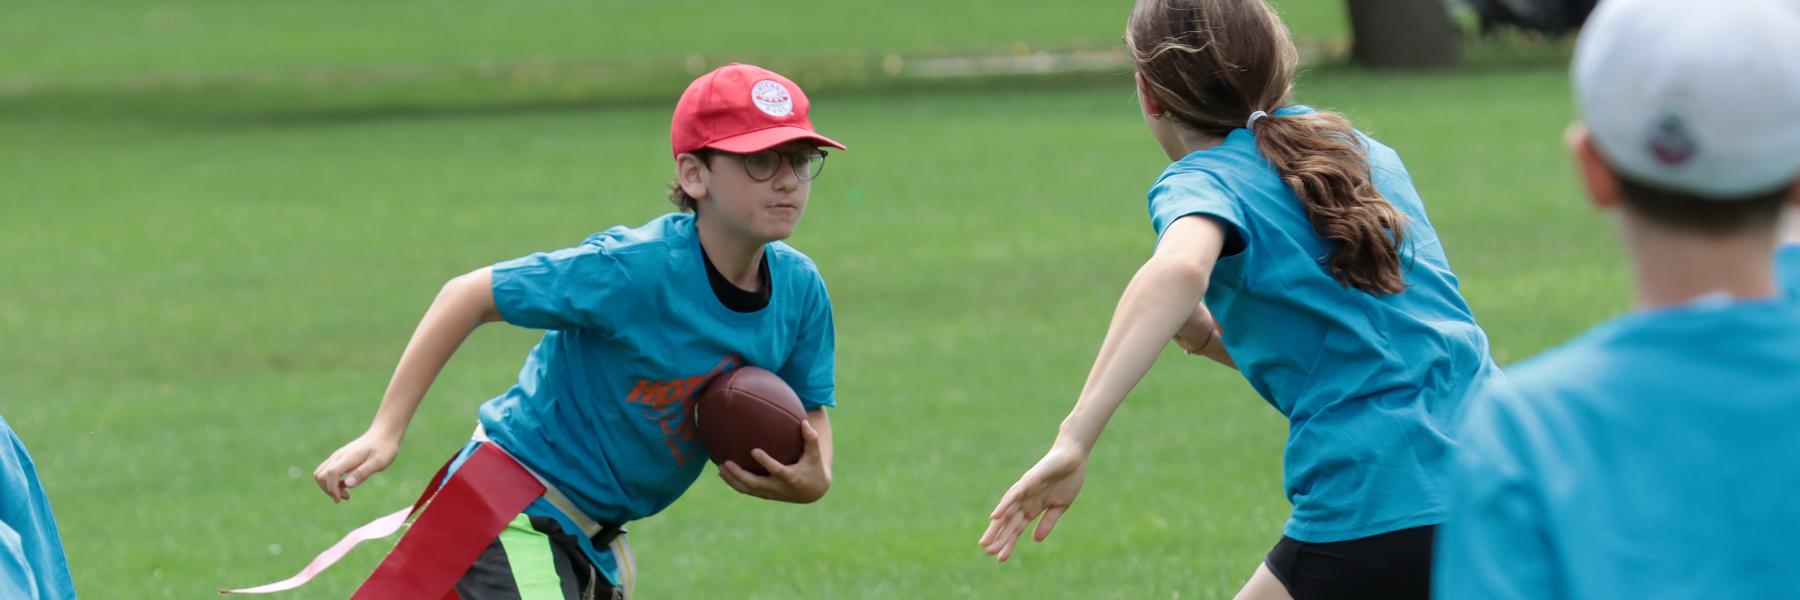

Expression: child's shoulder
xmin=1357 ymin=131 xmax=1404 ymax=168
xmin=1492 ymin=341 xmax=1609 ymax=402
xmin=766 ymin=240 xmax=816 ymax=266
xmin=1500 ymin=310 xmax=1675 ymax=395
xmin=767 ymin=240 xmax=826 ymax=285
xmin=579 ymin=213 xmax=694 ymax=255
xmin=1499 ymin=301 xmax=1800 ymax=407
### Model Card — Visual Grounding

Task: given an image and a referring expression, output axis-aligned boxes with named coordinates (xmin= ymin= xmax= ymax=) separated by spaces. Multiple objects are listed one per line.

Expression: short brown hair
xmin=1617 ymin=176 xmax=1791 ymax=235
xmin=666 ymin=150 xmax=716 ymax=213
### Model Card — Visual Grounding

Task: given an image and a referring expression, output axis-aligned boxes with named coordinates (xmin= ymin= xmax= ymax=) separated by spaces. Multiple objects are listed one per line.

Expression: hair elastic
xmin=1246 ymin=110 xmax=1269 ymax=129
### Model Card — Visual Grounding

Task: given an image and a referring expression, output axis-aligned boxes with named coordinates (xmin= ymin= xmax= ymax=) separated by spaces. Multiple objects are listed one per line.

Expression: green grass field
xmin=1 ymin=1 xmax=1347 ymax=85
xmin=0 ymin=2 xmax=1623 ymax=598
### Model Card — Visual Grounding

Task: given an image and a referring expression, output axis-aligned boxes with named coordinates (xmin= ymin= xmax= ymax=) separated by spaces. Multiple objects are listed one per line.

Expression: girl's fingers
xmin=990 ymin=481 xmax=1028 ymax=519
xmin=1033 ymin=505 xmax=1068 ymax=542
xmin=988 ymin=495 xmax=1013 ymax=521
xmin=997 ymin=525 xmax=1023 ymax=562
xmin=980 ymin=504 xmax=1017 ymax=547
xmin=992 ymin=511 xmax=1028 ymax=560
xmin=978 ymin=520 xmax=1001 ymax=548
xmin=982 ymin=510 xmax=1017 ymax=554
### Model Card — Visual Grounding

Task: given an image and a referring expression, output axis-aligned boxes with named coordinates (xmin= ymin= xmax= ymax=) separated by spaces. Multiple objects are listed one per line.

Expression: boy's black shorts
xmin=456 ymin=514 xmax=625 ymax=600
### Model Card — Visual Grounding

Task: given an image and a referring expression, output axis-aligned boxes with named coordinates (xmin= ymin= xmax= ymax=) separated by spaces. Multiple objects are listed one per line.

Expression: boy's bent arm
xmin=367 ymin=267 xmax=502 ymax=440
xmin=807 ymin=408 xmax=833 ymax=483
xmin=313 ymin=267 xmax=501 ymax=502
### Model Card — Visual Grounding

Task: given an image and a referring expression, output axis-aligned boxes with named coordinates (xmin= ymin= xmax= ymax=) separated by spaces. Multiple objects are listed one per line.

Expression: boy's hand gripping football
xmin=718 ymin=421 xmax=831 ymax=504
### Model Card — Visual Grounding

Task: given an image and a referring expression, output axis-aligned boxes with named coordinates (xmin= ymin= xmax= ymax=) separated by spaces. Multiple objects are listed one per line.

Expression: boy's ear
xmin=676 ymin=152 xmax=709 ymax=200
xmin=1567 ymin=123 xmax=1621 ymax=211
xmin=1134 ymin=72 xmax=1166 ymax=117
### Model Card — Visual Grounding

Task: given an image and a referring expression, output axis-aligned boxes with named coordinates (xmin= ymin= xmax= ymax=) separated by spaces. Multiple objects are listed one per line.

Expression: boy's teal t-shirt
xmin=483 ymin=212 xmax=835 ymax=524
xmin=473 ymin=212 xmax=835 ymax=583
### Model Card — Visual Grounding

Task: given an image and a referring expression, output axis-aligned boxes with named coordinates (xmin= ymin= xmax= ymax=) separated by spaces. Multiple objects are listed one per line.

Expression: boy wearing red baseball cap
xmin=232 ymin=63 xmax=845 ymax=599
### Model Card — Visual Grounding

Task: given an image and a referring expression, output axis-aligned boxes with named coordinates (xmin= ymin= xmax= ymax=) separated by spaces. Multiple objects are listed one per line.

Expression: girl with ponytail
xmin=978 ymin=1 xmax=1499 ymax=597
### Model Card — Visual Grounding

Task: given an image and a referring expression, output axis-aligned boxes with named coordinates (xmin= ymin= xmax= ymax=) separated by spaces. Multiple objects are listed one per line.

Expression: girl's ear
xmin=676 ymin=152 xmax=709 ymax=200
xmin=1135 ymin=72 xmax=1167 ymax=117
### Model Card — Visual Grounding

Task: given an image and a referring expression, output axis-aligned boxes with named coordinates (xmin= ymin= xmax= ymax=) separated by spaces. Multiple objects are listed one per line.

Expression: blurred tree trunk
xmin=1345 ymin=0 xmax=1462 ymax=69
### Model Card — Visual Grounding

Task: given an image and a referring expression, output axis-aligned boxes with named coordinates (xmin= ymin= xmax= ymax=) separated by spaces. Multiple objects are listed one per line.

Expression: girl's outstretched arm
xmin=1175 ymin=302 xmax=1237 ymax=369
xmin=979 ymin=215 xmax=1227 ymax=561
xmin=313 ymin=267 xmax=503 ymax=503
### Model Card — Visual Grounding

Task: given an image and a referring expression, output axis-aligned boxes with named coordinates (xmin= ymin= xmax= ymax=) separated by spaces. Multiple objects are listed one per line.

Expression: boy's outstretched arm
xmin=313 ymin=267 xmax=503 ymax=503
xmin=718 ymin=408 xmax=834 ymax=504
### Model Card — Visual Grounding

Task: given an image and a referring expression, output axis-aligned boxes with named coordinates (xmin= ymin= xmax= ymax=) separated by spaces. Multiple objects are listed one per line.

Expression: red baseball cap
xmin=670 ymin=63 xmax=846 ymax=158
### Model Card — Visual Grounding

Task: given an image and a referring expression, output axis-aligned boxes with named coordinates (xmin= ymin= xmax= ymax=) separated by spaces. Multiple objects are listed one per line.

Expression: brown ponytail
xmin=1128 ymin=0 xmax=1409 ymax=294
xmin=1254 ymin=113 xmax=1409 ymax=293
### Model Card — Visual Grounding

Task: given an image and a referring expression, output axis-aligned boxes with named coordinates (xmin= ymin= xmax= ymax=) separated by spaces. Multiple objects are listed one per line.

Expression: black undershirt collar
xmin=700 ymin=243 xmax=771 ymax=313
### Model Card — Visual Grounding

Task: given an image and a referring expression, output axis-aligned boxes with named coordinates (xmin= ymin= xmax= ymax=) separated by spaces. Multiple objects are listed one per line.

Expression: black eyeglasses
xmin=706 ymin=148 xmax=830 ymax=182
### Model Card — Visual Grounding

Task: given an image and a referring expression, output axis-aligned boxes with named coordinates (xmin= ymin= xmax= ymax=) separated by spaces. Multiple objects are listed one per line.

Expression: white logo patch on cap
xmin=750 ymin=80 xmax=793 ymax=117
xmin=1646 ymin=113 xmax=1697 ymax=168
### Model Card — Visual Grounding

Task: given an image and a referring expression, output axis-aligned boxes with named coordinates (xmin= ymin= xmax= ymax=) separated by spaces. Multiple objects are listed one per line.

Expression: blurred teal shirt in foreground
xmin=1435 ymin=298 xmax=1800 ymax=599
xmin=1146 ymin=106 xmax=1500 ymax=543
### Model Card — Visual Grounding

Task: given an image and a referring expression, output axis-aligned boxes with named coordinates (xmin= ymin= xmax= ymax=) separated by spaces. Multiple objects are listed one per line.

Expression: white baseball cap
xmin=1573 ymin=0 xmax=1800 ymax=198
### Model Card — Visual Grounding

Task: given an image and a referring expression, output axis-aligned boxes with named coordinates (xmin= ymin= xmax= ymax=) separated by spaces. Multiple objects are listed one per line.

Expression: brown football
xmin=693 ymin=366 xmax=807 ymax=476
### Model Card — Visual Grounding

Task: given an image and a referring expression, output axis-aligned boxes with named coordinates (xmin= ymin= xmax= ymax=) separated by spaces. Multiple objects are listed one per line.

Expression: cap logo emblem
xmin=1647 ymin=113 xmax=1697 ymax=167
xmin=750 ymin=80 xmax=794 ymax=117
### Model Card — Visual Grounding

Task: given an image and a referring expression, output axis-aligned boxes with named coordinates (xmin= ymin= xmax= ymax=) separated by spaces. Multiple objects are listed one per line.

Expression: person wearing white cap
xmin=1434 ymin=0 xmax=1800 ymax=598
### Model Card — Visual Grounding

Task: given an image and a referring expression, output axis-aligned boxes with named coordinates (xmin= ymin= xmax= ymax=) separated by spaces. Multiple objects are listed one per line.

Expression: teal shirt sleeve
xmin=1147 ymin=170 xmax=1247 ymax=255
xmin=0 ymin=523 xmax=34 ymax=600
xmin=1777 ymin=243 xmax=1800 ymax=301
xmin=777 ymin=272 xmax=836 ymax=410
xmin=1434 ymin=389 xmax=1562 ymax=599
xmin=0 ymin=416 xmax=75 ymax=600
xmin=491 ymin=243 xmax=638 ymax=332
